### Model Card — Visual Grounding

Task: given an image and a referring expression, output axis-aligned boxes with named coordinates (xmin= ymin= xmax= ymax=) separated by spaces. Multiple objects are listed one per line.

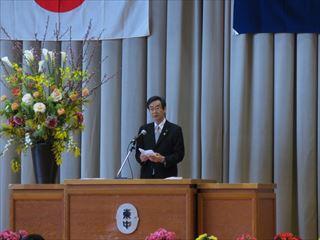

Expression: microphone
xmin=115 ymin=129 xmax=147 ymax=179
xmin=130 ymin=129 xmax=147 ymax=144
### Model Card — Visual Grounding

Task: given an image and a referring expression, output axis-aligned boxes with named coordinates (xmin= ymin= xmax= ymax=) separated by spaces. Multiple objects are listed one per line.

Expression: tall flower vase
xmin=31 ymin=142 xmax=58 ymax=184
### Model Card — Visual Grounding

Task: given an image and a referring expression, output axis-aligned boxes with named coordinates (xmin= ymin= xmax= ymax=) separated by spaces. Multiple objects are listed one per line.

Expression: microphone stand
xmin=115 ymin=141 xmax=136 ymax=179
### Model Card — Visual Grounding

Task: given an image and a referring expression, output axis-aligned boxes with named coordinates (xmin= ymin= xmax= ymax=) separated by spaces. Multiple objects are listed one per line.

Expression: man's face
xmin=148 ymin=100 xmax=165 ymax=124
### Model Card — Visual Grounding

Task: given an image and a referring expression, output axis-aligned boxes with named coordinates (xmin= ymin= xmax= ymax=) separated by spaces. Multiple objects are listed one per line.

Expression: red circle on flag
xmin=35 ymin=0 xmax=85 ymax=13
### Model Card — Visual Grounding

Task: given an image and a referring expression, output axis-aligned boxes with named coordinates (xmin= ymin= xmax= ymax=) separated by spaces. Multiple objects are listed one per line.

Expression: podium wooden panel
xmin=64 ymin=179 xmax=198 ymax=240
xmin=10 ymin=180 xmax=275 ymax=240
xmin=197 ymin=183 xmax=276 ymax=240
xmin=10 ymin=185 xmax=64 ymax=240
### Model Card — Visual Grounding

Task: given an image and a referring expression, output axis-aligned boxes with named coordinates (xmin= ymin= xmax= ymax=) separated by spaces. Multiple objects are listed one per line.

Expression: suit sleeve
xmin=164 ymin=126 xmax=185 ymax=168
xmin=135 ymin=126 xmax=144 ymax=165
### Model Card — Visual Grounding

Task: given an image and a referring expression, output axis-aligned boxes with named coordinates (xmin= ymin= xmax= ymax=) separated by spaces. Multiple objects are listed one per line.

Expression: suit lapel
xmin=147 ymin=124 xmax=156 ymax=147
xmin=155 ymin=121 xmax=170 ymax=147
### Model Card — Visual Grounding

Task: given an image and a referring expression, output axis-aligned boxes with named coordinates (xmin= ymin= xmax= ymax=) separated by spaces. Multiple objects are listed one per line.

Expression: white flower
xmin=38 ymin=60 xmax=45 ymax=72
xmin=23 ymin=50 xmax=34 ymax=62
xmin=33 ymin=102 xmax=46 ymax=113
xmin=42 ymin=48 xmax=49 ymax=61
xmin=42 ymin=48 xmax=55 ymax=61
xmin=48 ymin=51 xmax=55 ymax=61
xmin=1 ymin=56 xmax=12 ymax=68
xmin=24 ymin=133 xmax=32 ymax=146
xmin=50 ymin=89 xmax=62 ymax=102
xmin=0 ymin=138 xmax=14 ymax=157
xmin=61 ymin=51 xmax=67 ymax=63
xmin=22 ymin=93 xmax=33 ymax=105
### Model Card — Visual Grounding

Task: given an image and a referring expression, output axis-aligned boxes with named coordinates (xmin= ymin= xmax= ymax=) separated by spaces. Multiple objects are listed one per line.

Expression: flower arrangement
xmin=195 ymin=233 xmax=218 ymax=240
xmin=0 ymin=46 xmax=110 ymax=171
xmin=274 ymin=232 xmax=301 ymax=240
xmin=0 ymin=229 xmax=28 ymax=240
xmin=235 ymin=233 xmax=256 ymax=240
xmin=145 ymin=228 xmax=176 ymax=240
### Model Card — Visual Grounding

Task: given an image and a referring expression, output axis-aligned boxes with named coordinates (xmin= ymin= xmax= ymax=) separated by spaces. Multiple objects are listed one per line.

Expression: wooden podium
xmin=64 ymin=179 xmax=198 ymax=240
xmin=10 ymin=179 xmax=200 ymax=240
xmin=10 ymin=180 xmax=275 ymax=240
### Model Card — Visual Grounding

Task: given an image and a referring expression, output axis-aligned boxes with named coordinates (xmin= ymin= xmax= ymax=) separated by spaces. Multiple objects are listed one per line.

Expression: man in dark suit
xmin=135 ymin=96 xmax=185 ymax=179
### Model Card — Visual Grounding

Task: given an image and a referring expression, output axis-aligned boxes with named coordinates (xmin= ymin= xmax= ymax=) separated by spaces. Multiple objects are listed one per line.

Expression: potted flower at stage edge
xmin=274 ymin=232 xmax=301 ymax=240
xmin=0 ymin=229 xmax=28 ymax=240
xmin=195 ymin=233 xmax=218 ymax=240
xmin=0 ymin=47 xmax=110 ymax=183
xmin=145 ymin=228 xmax=176 ymax=240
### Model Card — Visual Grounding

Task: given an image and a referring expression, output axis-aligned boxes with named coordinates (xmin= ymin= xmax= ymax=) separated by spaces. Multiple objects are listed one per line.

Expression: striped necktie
xmin=155 ymin=125 xmax=161 ymax=143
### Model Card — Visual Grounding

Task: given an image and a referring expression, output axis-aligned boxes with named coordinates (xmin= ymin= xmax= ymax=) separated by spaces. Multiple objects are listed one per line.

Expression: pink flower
xmin=166 ymin=231 xmax=176 ymax=240
xmin=145 ymin=228 xmax=176 ymax=240
xmin=46 ymin=116 xmax=58 ymax=129
xmin=18 ymin=230 xmax=28 ymax=238
xmin=0 ymin=229 xmax=28 ymax=240
xmin=274 ymin=232 xmax=301 ymax=240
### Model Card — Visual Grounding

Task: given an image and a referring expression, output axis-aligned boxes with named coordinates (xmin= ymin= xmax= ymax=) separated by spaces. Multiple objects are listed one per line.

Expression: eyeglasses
xmin=149 ymin=106 xmax=161 ymax=112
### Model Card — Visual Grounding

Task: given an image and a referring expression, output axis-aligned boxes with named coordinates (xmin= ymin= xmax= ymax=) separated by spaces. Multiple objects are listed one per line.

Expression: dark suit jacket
xmin=135 ymin=120 xmax=185 ymax=179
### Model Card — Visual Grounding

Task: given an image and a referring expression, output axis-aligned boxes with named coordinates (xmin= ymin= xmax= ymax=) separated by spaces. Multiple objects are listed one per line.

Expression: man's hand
xmin=148 ymin=153 xmax=165 ymax=163
xmin=140 ymin=154 xmax=149 ymax=162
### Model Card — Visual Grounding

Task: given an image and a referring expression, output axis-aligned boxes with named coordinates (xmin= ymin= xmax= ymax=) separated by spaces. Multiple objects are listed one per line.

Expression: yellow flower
xmin=33 ymin=91 xmax=40 ymax=98
xmin=196 ymin=234 xmax=208 ymax=240
xmin=195 ymin=233 xmax=218 ymax=240
xmin=0 ymin=95 xmax=7 ymax=101
xmin=55 ymin=130 xmax=67 ymax=140
xmin=74 ymin=147 xmax=80 ymax=157
xmin=82 ymin=87 xmax=89 ymax=97
xmin=57 ymin=108 xmax=65 ymax=116
xmin=25 ymin=120 xmax=34 ymax=128
xmin=208 ymin=236 xmax=218 ymax=240
xmin=69 ymin=92 xmax=78 ymax=101
xmin=11 ymin=102 xmax=19 ymax=111
xmin=11 ymin=158 xmax=21 ymax=172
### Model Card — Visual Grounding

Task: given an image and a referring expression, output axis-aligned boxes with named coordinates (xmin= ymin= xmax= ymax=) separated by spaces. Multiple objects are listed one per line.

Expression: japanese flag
xmin=0 ymin=0 xmax=149 ymax=41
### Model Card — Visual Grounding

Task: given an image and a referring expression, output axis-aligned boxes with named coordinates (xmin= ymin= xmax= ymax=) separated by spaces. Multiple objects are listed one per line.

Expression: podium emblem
xmin=116 ymin=203 xmax=139 ymax=234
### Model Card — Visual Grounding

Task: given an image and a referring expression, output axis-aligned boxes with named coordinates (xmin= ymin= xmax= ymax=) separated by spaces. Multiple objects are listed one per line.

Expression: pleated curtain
xmin=0 ymin=0 xmax=319 ymax=238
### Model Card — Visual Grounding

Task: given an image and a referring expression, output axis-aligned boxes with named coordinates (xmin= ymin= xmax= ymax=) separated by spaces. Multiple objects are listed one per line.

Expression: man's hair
xmin=146 ymin=96 xmax=166 ymax=109
xmin=22 ymin=234 xmax=45 ymax=240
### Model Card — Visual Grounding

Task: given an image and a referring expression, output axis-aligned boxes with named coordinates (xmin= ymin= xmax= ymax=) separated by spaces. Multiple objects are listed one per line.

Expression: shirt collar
xmin=154 ymin=118 xmax=166 ymax=131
